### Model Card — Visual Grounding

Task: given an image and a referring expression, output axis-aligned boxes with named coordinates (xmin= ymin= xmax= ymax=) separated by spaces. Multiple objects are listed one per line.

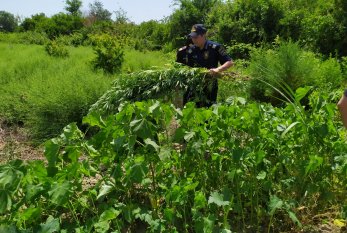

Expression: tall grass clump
xmin=122 ymin=49 xmax=175 ymax=73
xmin=248 ymin=41 xmax=343 ymax=105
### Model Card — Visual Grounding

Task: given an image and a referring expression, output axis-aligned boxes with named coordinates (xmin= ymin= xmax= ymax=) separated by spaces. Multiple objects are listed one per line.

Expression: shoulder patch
xmin=212 ymin=44 xmax=217 ymax=49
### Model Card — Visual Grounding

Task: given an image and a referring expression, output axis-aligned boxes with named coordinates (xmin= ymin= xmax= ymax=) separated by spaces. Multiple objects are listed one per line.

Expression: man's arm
xmin=337 ymin=91 xmax=347 ymax=128
xmin=209 ymin=60 xmax=233 ymax=76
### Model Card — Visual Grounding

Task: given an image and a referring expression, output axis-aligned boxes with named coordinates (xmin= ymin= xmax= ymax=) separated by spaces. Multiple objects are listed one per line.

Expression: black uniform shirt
xmin=176 ymin=40 xmax=231 ymax=69
xmin=190 ymin=40 xmax=231 ymax=69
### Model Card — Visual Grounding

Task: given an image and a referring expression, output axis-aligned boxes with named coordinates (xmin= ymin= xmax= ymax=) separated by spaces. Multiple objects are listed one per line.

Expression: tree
xmin=168 ymin=0 xmax=221 ymax=47
xmin=88 ymin=1 xmax=112 ymax=22
xmin=113 ymin=7 xmax=128 ymax=24
xmin=65 ymin=0 xmax=82 ymax=16
xmin=0 ymin=11 xmax=17 ymax=32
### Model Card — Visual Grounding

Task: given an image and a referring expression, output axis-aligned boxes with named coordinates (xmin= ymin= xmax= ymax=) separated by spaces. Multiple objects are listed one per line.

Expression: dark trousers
xmin=183 ymin=79 xmax=218 ymax=108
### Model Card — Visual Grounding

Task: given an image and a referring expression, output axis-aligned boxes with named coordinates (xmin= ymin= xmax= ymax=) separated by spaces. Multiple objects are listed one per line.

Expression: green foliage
xmin=88 ymin=0 xmax=112 ymax=22
xmin=168 ymin=0 xmax=221 ymax=47
xmin=90 ymin=34 xmax=125 ymax=74
xmin=65 ymin=0 xmax=82 ymax=17
xmin=20 ymin=13 xmax=51 ymax=32
xmin=54 ymin=32 xmax=86 ymax=46
xmin=0 ymin=11 xmax=18 ymax=32
xmin=0 ymin=43 xmax=112 ymax=140
xmin=89 ymin=65 xmax=210 ymax=114
xmin=0 ymin=42 xmax=171 ymax=141
xmin=47 ymin=13 xmax=83 ymax=39
xmin=206 ymin=0 xmax=283 ymax=45
xmin=20 ymin=13 xmax=83 ymax=39
xmin=0 ymin=31 xmax=49 ymax=45
xmin=248 ymin=41 xmax=343 ymax=104
xmin=0 ymin=90 xmax=346 ymax=231
xmin=226 ymin=42 xmax=255 ymax=60
xmin=45 ymin=40 xmax=69 ymax=57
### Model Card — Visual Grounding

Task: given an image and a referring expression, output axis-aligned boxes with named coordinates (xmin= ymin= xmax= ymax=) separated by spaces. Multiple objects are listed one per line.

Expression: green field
xmin=0 ymin=38 xmax=346 ymax=233
xmin=0 ymin=42 xmax=173 ymax=141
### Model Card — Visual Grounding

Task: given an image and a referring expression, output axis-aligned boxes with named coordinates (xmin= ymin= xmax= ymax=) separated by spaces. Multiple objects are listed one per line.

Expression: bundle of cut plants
xmin=89 ymin=64 xmax=214 ymax=115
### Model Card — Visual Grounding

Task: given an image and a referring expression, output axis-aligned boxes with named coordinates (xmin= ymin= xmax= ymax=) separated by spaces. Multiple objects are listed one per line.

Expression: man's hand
xmin=209 ymin=68 xmax=221 ymax=77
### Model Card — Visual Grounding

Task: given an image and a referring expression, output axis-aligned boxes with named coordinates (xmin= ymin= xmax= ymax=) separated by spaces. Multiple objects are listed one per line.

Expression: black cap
xmin=189 ymin=24 xmax=207 ymax=37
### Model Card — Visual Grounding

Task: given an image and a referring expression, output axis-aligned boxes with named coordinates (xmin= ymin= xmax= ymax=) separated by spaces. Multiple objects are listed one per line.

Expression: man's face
xmin=191 ymin=34 xmax=205 ymax=48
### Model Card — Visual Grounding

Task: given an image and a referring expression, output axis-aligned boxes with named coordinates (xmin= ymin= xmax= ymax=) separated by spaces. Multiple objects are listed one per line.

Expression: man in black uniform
xmin=176 ymin=24 xmax=233 ymax=107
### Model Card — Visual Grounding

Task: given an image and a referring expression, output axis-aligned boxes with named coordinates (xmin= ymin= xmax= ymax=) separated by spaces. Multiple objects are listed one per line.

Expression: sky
xmin=0 ymin=0 xmax=176 ymax=24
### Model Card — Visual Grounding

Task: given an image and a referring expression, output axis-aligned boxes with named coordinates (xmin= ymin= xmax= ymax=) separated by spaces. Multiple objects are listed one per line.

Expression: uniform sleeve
xmin=217 ymin=45 xmax=232 ymax=65
xmin=176 ymin=47 xmax=186 ymax=64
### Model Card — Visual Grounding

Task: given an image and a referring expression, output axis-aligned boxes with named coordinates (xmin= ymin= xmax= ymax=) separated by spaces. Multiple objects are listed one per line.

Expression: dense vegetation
xmin=0 ymin=0 xmax=346 ymax=232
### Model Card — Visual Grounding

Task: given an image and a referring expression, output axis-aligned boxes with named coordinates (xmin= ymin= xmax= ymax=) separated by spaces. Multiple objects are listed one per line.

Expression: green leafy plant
xmin=248 ymin=41 xmax=343 ymax=105
xmin=90 ymin=34 xmax=124 ymax=74
xmin=45 ymin=40 xmax=69 ymax=57
xmin=89 ymin=64 xmax=211 ymax=115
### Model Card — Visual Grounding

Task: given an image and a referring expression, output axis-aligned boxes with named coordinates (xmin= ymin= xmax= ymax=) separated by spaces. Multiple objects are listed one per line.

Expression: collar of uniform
xmin=203 ymin=40 xmax=211 ymax=50
xmin=192 ymin=40 xmax=210 ymax=51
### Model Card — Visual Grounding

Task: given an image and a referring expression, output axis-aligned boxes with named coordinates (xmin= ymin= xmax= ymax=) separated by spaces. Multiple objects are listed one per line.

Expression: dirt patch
xmin=0 ymin=122 xmax=44 ymax=164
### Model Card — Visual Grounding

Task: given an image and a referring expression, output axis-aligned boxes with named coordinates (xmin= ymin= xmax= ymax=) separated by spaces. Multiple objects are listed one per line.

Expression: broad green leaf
xmin=256 ymin=171 xmax=267 ymax=180
xmin=44 ymin=139 xmax=60 ymax=176
xmin=184 ymin=131 xmax=195 ymax=142
xmin=83 ymin=111 xmax=106 ymax=128
xmin=0 ymin=160 xmax=24 ymax=190
xmin=208 ymin=191 xmax=229 ymax=207
xmin=97 ymin=184 xmax=114 ymax=200
xmin=164 ymin=208 xmax=175 ymax=222
xmin=37 ymin=216 xmax=60 ymax=233
xmin=295 ymin=86 xmax=312 ymax=102
xmin=288 ymin=210 xmax=302 ymax=227
xmin=149 ymin=101 xmax=160 ymax=113
xmin=99 ymin=208 xmax=121 ymax=222
xmin=203 ymin=214 xmax=216 ymax=233
xmin=305 ymin=155 xmax=323 ymax=175
xmin=48 ymin=181 xmax=72 ymax=206
xmin=173 ymin=127 xmax=185 ymax=141
xmin=19 ymin=206 xmax=41 ymax=223
xmin=130 ymin=118 xmax=155 ymax=139
xmin=194 ymin=191 xmax=207 ymax=209
xmin=130 ymin=163 xmax=149 ymax=183
xmin=144 ymin=138 xmax=159 ymax=152
xmin=269 ymin=195 xmax=283 ymax=215
xmin=0 ymin=190 xmax=11 ymax=214
xmin=94 ymin=221 xmax=109 ymax=233
xmin=61 ymin=123 xmax=83 ymax=142
xmin=158 ymin=147 xmax=171 ymax=161
xmin=255 ymin=151 xmax=266 ymax=165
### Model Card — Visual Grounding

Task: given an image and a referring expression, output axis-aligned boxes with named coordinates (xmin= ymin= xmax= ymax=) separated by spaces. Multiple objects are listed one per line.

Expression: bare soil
xmin=0 ymin=122 xmax=44 ymax=164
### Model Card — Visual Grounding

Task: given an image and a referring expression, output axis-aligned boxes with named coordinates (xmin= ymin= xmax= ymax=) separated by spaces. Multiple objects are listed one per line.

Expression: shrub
xmin=226 ymin=42 xmax=255 ymax=60
xmin=45 ymin=40 xmax=69 ymax=57
xmin=248 ymin=41 xmax=343 ymax=105
xmin=90 ymin=34 xmax=124 ymax=74
xmin=0 ymin=32 xmax=49 ymax=45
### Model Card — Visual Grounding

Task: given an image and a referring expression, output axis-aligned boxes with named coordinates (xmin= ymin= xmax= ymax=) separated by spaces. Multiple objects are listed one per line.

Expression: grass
xmin=0 ymin=42 xmax=172 ymax=142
